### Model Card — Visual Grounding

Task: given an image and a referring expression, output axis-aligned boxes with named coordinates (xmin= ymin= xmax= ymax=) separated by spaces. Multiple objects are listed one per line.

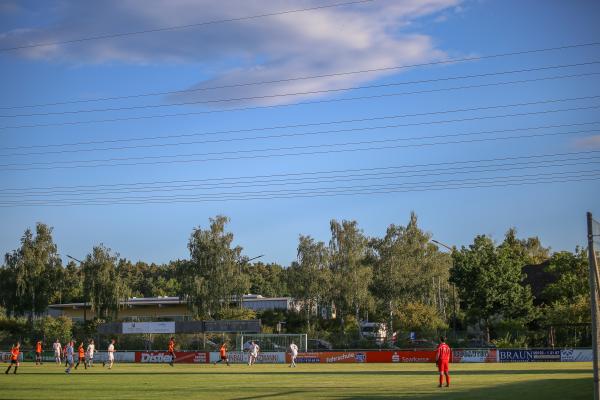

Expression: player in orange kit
xmin=5 ymin=342 xmax=20 ymax=374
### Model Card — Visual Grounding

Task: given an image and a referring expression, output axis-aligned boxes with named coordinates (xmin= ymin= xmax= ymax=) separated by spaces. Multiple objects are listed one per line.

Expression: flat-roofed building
xmin=48 ymin=294 xmax=293 ymax=322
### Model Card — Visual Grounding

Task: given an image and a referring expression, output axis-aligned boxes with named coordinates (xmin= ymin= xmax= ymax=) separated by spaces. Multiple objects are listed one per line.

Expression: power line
xmin=6 ymin=104 xmax=600 ymax=153
xmin=2 ymin=90 xmax=599 ymax=131
xmin=0 ymin=0 xmax=375 ymax=52
xmin=2 ymin=126 xmax=597 ymax=171
xmin=1 ymin=171 xmax=597 ymax=207
xmin=2 ymin=42 xmax=600 ymax=110
xmin=4 ymin=120 xmax=600 ymax=158
xmin=5 ymin=158 xmax=598 ymax=198
xmin=3 ymin=149 xmax=596 ymax=191
xmin=2 ymin=66 xmax=598 ymax=118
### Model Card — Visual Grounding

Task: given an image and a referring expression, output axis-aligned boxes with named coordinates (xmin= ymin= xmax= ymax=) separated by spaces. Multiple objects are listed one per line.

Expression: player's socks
xmin=439 ymin=375 xmax=443 ymax=387
xmin=445 ymin=373 xmax=450 ymax=387
xmin=13 ymin=366 xmax=17 ymax=374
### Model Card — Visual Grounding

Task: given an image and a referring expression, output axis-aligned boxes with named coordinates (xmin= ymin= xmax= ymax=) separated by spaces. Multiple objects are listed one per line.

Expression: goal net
xmin=236 ymin=333 xmax=307 ymax=352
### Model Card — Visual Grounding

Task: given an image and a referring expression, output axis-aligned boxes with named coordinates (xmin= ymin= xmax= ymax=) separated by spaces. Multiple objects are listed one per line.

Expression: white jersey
xmin=249 ymin=344 xmax=259 ymax=356
xmin=289 ymin=343 xmax=298 ymax=356
xmin=66 ymin=344 xmax=74 ymax=359
xmin=53 ymin=342 xmax=62 ymax=354
xmin=87 ymin=344 xmax=95 ymax=358
xmin=108 ymin=344 xmax=115 ymax=360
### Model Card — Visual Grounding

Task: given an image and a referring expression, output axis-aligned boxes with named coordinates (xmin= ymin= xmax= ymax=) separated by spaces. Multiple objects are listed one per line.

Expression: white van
xmin=360 ymin=322 xmax=387 ymax=343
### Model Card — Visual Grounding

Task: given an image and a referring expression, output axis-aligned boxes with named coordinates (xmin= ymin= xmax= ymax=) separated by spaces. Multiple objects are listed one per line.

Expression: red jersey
xmin=168 ymin=340 xmax=175 ymax=352
xmin=10 ymin=346 xmax=20 ymax=361
xmin=436 ymin=343 xmax=451 ymax=363
xmin=220 ymin=345 xmax=227 ymax=357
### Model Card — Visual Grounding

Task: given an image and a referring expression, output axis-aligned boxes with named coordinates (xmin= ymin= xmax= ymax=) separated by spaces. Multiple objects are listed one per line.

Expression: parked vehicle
xmin=307 ymin=339 xmax=333 ymax=351
xmin=360 ymin=321 xmax=387 ymax=344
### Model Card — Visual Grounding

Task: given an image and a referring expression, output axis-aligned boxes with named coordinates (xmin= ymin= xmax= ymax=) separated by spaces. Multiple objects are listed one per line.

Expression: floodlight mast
xmin=66 ymin=254 xmax=87 ymax=324
xmin=431 ymin=239 xmax=457 ymax=340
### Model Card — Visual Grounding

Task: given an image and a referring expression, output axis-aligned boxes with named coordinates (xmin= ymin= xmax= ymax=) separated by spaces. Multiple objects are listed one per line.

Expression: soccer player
xmin=86 ymin=339 xmax=95 ymax=368
xmin=63 ymin=342 xmax=69 ymax=367
xmin=288 ymin=341 xmax=298 ymax=368
xmin=53 ymin=339 xmax=62 ymax=365
xmin=35 ymin=339 xmax=43 ymax=365
xmin=65 ymin=341 xmax=75 ymax=374
xmin=214 ymin=343 xmax=230 ymax=366
xmin=167 ymin=337 xmax=176 ymax=367
xmin=247 ymin=341 xmax=260 ymax=366
xmin=435 ymin=336 xmax=451 ymax=388
xmin=75 ymin=342 xmax=86 ymax=370
xmin=104 ymin=339 xmax=116 ymax=369
xmin=4 ymin=342 xmax=20 ymax=374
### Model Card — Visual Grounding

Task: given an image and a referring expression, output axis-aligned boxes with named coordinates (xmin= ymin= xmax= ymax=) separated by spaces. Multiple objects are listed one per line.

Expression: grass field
xmin=0 ymin=362 xmax=592 ymax=400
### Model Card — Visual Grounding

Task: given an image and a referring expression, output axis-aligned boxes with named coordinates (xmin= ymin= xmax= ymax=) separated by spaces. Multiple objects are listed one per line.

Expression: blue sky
xmin=0 ymin=0 xmax=599 ymax=265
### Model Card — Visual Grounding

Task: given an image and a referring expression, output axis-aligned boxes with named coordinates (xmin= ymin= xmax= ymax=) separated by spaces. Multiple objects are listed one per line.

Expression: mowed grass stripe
xmin=0 ymin=362 xmax=592 ymax=400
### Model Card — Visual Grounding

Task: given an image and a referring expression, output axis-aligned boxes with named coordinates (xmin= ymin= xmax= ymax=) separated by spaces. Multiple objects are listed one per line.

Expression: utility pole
xmin=587 ymin=212 xmax=600 ymax=400
xmin=66 ymin=255 xmax=87 ymax=324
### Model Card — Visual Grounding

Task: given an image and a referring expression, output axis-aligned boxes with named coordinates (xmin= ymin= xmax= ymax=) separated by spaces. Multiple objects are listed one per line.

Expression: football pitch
xmin=0 ymin=362 xmax=592 ymax=400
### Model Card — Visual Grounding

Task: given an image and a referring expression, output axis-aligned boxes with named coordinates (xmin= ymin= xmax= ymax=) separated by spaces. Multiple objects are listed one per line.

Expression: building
xmin=48 ymin=294 xmax=293 ymax=322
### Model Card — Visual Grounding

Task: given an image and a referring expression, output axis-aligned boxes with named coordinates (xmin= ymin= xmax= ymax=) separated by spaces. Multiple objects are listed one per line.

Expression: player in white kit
xmin=103 ymin=339 xmax=116 ymax=369
xmin=247 ymin=341 xmax=260 ymax=366
xmin=289 ymin=341 xmax=298 ymax=368
xmin=64 ymin=341 xmax=74 ymax=374
xmin=86 ymin=339 xmax=95 ymax=367
xmin=53 ymin=339 xmax=62 ymax=365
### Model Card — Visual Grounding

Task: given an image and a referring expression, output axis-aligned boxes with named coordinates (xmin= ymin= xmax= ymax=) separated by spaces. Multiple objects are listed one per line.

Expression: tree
xmin=372 ymin=212 xmax=451 ymax=333
xmin=83 ymin=245 xmax=129 ymax=320
xmin=2 ymin=223 xmax=62 ymax=318
xmin=288 ymin=235 xmax=332 ymax=329
xmin=329 ymin=220 xmax=373 ymax=327
xmin=244 ymin=262 xmax=288 ymax=298
xmin=450 ymin=232 xmax=535 ymax=342
xmin=541 ymin=249 xmax=589 ymax=304
xmin=179 ymin=215 xmax=249 ymax=318
xmin=395 ymin=301 xmax=448 ymax=336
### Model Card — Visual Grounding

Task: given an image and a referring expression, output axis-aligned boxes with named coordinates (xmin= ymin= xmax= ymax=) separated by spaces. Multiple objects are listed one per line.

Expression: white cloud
xmin=574 ymin=135 xmax=600 ymax=150
xmin=0 ymin=0 xmax=460 ymax=106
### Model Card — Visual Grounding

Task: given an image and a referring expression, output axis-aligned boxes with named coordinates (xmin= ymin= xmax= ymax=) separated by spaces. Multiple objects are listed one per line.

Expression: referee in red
xmin=435 ymin=336 xmax=451 ymax=387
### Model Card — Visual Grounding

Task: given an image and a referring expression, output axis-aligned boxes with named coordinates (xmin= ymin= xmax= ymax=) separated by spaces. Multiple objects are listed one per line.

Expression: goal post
xmin=237 ymin=333 xmax=307 ymax=352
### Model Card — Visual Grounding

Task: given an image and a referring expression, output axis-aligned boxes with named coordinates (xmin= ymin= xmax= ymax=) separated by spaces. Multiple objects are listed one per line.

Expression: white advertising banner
xmin=560 ymin=349 xmax=593 ymax=362
xmin=209 ymin=351 xmax=285 ymax=364
xmin=94 ymin=351 xmax=136 ymax=362
xmin=122 ymin=321 xmax=175 ymax=334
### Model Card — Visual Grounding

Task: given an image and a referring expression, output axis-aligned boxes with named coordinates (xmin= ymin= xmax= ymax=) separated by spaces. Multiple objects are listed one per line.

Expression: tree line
xmin=0 ymin=213 xmax=591 ymax=347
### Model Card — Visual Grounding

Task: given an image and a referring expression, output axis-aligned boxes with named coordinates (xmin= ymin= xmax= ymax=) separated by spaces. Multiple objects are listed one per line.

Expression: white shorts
xmin=108 ymin=353 xmax=114 ymax=361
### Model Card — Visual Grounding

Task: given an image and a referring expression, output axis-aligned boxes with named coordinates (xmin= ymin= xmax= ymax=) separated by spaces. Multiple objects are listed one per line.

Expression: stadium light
xmin=66 ymin=254 xmax=87 ymax=325
xmin=430 ymin=240 xmax=458 ymax=340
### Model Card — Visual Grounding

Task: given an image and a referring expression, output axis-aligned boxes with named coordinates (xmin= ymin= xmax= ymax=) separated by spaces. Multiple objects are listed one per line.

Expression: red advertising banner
xmin=135 ymin=351 xmax=209 ymax=364
xmin=287 ymin=351 xmax=436 ymax=363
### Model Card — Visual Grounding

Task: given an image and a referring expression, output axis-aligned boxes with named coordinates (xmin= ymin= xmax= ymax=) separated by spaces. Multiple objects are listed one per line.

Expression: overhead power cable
xmin=0 ymin=0 xmax=375 ymax=52
xmin=2 ymin=66 xmax=598 ymax=118
xmin=1 ymin=91 xmax=599 ymax=131
xmin=2 ymin=42 xmax=600 ymax=110
xmin=3 ymin=120 xmax=600 ymax=157
xmin=5 ymin=104 xmax=600 ymax=153
xmin=2 ymin=128 xmax=598 ymax=172
xmin=2 ymin=149 xmax=596 ymax=191
xmin=1 ymin=172 xmax=597 ymax=207
xmin=4 ymin=158 xmax=598 ymax=198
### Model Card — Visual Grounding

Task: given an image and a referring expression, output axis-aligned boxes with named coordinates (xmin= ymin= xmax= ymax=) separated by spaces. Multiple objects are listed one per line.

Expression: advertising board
xmin=452 ymin=349 xmax=497 ymax=363
xmin=122 ymin=321 xmax=175 ymax=334
xmin=135 ymin=351 xmax=208 ymax=364
xmin=498 ymin=349 xmax=561 ymax=362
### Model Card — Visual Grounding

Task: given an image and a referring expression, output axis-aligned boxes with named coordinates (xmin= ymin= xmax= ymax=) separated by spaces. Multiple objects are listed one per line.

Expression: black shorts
xmin=221 ymin=355 xmax=228 ymax=360
xmin=10 ymin=359 xmax=18 ymax=365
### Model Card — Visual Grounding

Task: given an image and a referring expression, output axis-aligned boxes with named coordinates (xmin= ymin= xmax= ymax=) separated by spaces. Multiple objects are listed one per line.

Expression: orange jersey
xmin=78 ymin=346 xmax=85 ymax=358
xmin=168 ymin=340 xmax=175 ymax=352
xmin=10 ymin=346 xmax=20 ymax=361
xmin=220 ymin=345 xmax=227 ymax=357
xmin=36 ymin=342 xmax=42 ymax=353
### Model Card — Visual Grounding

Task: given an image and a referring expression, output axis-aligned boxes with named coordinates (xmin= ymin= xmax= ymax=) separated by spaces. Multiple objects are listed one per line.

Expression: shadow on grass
xmin=332 ymin=378 xmax=592 ymax=400
xmin=18 ymin=368 xmax=592 ymax=376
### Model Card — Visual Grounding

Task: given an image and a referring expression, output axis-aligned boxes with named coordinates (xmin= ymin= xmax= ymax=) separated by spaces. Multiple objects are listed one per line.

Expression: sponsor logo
xmin=140 ymin=352 xmax=172 ymax=363
xmin=391 ymin=352 xmax=400 ymax=363
xmin=499 ymin=349 xmax=560 ymax=362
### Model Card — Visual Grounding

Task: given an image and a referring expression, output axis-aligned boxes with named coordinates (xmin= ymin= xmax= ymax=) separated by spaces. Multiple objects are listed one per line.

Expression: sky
xmin=0 ymin=0 xmax=599 ymax=266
